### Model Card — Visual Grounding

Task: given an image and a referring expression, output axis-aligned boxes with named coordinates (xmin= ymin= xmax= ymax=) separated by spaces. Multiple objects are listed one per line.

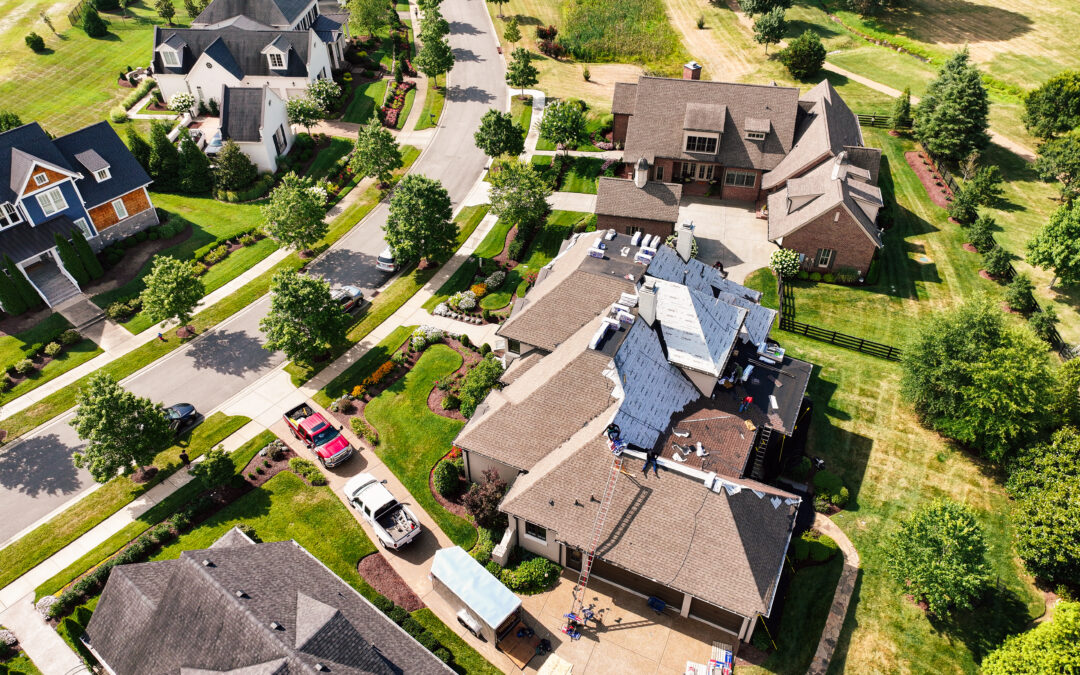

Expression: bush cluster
xmin=500 ymin=552 xmax=561 ymax=594
xmin=288 ymin=458 xmax=327 ymax=485
xmin=812 ymin=470 xmax=850 ymax=510
xmin=459 ymin=356 xmax=504 ymax=418
xmin=433 ymin=457 xmax=462 ymax=497
xmin=448 ymin=290 xmax=477 ymax=312
xmin=3 ymin=325 xmax=82 ymax=379
xmin=485 ymin=269 xmax=506 ymax=289
xmin=350 ymin=417 xmax=379 ymax=446
xmin=216 ymin=173 xmax=275 ymax=202
xmin=792 ymin=532 xmax=840 ymax=562
xmin=121 ymin=78 xmax=157 ymax=111
xmin=470 ymin=525 xmax=499 ymax=565
xmin=411 ymin=326 xmax=445 ymax=351
xmin=105 ymin=295 xmax=143 ymax=322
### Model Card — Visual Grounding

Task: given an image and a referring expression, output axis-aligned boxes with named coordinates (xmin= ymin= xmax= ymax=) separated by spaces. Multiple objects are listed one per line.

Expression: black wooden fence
xmin=922 ymin=148 xmax=961 ymax=197
xmin=855 ymin=113 xmax=912 ymax=129
xmin=777 ymin=274 xmax=903 ymax=362
xmin=68 ymin=0 xmax=92 ymax=26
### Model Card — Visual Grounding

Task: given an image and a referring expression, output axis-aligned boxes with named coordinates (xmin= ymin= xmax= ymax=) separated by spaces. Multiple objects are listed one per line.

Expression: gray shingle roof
xmin=0 ymin=215 xmax=78 ymax=263
xmin=153 ymin=26 xmax=311 ymax=78
xmin=74 ymin=149 xmax=109 ymax=173
xmin=85 ymin=536 xmax=451 ymax=675
xmin=194 ymin=0 xmax=313 ymax=28
xmin=595 ymin=177 xmax=681 ymax=223
xmin=53 ymin=121 xmax=153 ymax=207
xmin=611 ymin=82 xmax=637 ymax=116
xmin=767 ymin=156 xmax=884 ymax=246
xmin=683 ymin=102 xmax=726 ymax=132
xmin=1 ymin=123 xmax=75 ymax=202
xmin=221 ymin=87 xmax=266 ymax=142
xmin=311 ymin=13 xmax=342 ymax=42
xmin=500 ymin=435 xmax=798 ymax=619
xmin=620 ymin=77 xmax=801 ymax=170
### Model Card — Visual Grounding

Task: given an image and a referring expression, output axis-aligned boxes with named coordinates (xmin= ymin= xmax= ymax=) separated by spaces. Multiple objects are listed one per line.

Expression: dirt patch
xmin=358 ymin=553 xmax=425 ymax=611
xmin=0 ymin=305 xmax=56 ymax=337
xmin=904 ymin=151 xmax=953 ymax=210
xmin=734 ymin=641 xmax=768 ymax=667
xmin=962 ymin=243 xmax=978 ymax=253
xmin=979 ymin=270 xmax=998 ymax=281
xmin=903 ymin=593 xmax=930 ymax=613
xmin=82 ymin=223 xmax=194 ymax=298
xmin=131 ymin=466 xmax=159 ymax=484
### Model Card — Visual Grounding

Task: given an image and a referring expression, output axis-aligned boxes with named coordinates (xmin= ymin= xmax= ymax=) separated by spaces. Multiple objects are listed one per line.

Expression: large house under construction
xmin=452 ymin=227 xmax=812 ymax=643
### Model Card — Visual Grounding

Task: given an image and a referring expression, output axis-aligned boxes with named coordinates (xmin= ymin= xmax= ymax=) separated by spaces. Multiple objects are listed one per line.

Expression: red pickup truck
xmin=283 ymin=403 xmax=354 ymax=468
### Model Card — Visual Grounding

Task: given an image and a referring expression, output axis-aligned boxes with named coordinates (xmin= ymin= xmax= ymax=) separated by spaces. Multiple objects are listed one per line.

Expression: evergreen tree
xmin=177 ymin=129 xmax=212 ymax=194
xmin=3 ymin=254 xmax=42 ymax=309
xmin=71 ymin=227 xmax=104 ymax=280
xmin=0 ymin=110 xmax=22 ymax=133
xmin=147 ymin=122 xmax=180 ymax=192
xmin=53 ymin=233 xmax=89 ymax=286
xmin=777 ymin=30 xmax=825 ymax=80
xmin=82 ymin=7 xmax=107 ymax=38
xmin=214 ymin=140 xmax=258 ymax=191
xmin=913 ymin=49 xmax=990 ymax=162
xmin=125 ymin=126 xmax=151 ymax=173
xmin=892 ymin=86 xmax=913 ymax=130
xmin=0 ymin=268 xmax=27 ymax=316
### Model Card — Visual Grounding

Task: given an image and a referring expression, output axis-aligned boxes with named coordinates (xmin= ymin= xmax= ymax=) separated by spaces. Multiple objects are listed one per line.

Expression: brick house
xmin=603 ymin=69 xmax=885 ymax=273
xmin=0 ymin=121 xmax=157 ymax=307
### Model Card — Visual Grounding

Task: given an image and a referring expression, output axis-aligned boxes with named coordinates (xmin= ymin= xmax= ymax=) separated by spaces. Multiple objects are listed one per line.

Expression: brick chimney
xmin=683 ymin=61 xmax=702 ymax=80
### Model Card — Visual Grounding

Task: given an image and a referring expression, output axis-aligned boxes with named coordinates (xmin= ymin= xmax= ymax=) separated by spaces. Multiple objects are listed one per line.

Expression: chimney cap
xmin=685 ymin=61 xmax=701 ymax=69
xmin=635 ymin=157 xmax=649 ymax=170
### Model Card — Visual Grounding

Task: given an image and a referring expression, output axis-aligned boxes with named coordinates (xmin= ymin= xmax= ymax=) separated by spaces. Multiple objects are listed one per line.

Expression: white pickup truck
xmin=342 ymin=474 xmax=422 ymax=550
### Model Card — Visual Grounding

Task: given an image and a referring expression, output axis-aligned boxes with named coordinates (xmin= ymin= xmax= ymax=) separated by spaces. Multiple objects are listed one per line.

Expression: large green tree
xmin=1027 ymin=200 xmax=1080 ymax=286
xmin=415 ymin=35 xmax=455 ymax=87
xmin=1023 ymin=70 xmax=1080 ymax=140
xmin=506 ymin=47 xmax=538 ymax=96
xmin=71 ymin=372 xmax=173 ymax=483
xmin=82 ymin=7 xmax=106 ymax=37
xmin=538 ymin=100 xmax=587 ymax=155
xmin=844 ymin=0 xmax=898 ymax=15
xmin=261 ymin=172 xmax=327 ymax=252
xmin=178 ymin=129 xmax=212 ymax=194
xmin=474 ymin=109 xmax=525 ymax=159
xmin=981 ymin=602 xmax=1080 ymax=674
xmin=778 ymin=30 xmax=825 ymax=80
xmin=140 ymin=256 xmax=205 ymax=329
xmin=900 ymin=296 xmax=1056 ymax=462
xmin=384 ymin=174 xmax=456 ymax=263
xmin=53 ymin=233 xmax=88 ymax=286
xmin=488 ymin=157 xmax=551 ymax=230
xmin=349 ymin=118 xmax=403 ymax=184
xmin=752 ymin=7 xmax=786 ymax=54
xmin=420 ymin=5 xmax=449 ymax=41
xmin=71 ymin=227 xmax=104 ymax=280
xmin=913 ymin=49 xmax=990 ymax=162
xmin=147 ymin=121 xmax=180 ymax=193
xmin=348 ymin=0 xmax=387 ymax=38
xmin=486 ymin=0 xmax=509 ymax=18
xmin=0 ymin=110 xmax=22 ymax=133
xmin=125 ymin=126 xmax=151 ymax=173
xmin=214 ymin=140 xmax=258 ymax=191
xmin=3 ymin=254 xmax=42 ymax=309
xmin=1034 ymin=130 xmax=1080 ymax=203
xmin=191 ymin=445 xmax=234 ymax=489
xmin=886 ymin=499 xmax=988 ymax=615
xmin=154 ymin=0 xmax=175 ymax=25
xmin=260 ymin=270 xmax=348 ymax=365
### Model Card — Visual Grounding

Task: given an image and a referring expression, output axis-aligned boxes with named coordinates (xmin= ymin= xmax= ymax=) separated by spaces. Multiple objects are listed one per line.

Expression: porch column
xmin=680 ymin=593 xmax=692 ymax=618
xmin=738 ymin=615 xmax=750 ymax=641
xmin=744 ymin=615 xmax=757 ymax=643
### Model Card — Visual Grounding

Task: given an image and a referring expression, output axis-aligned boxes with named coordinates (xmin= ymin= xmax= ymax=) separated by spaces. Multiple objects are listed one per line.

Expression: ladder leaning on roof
xmin=567 ymin=425 xmax=628 ymax=622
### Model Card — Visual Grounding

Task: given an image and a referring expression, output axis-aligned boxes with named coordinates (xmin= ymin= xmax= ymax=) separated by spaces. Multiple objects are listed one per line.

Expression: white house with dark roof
xmin=219 ymin=84 xmax=295 ymax=172
xmin=0 ymin=121 xmax=157 ymax=308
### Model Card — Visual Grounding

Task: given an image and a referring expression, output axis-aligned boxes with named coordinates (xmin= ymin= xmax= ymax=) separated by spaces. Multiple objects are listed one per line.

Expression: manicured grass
xmin=511 ymin=95 xmax=533 ymax=139
xmin=478 ymin=268 xmax=522 ymax=310
xmin=34 ymin=430 xmax=276 ymax=601
xmin=305 ymin=138 xmax=353 ymax=182
xmin=414 ymin=80 xmax=446 ymax=130
xmin=740 ymin=556 xmax=844 ymax=674
xmin=519 ymin=210 xmax=594 ymax=270
xmin=343 ymin=79 xmax=389 ymax=124
xmin=0 ymin=413 xmax=248 ymax=591
xmin=56 ymin=597 xmax=99 ymax=669
xmin=561 ymin=157 xmax=605 ymax=194
xmin=559 ymin=0 xmax=688 ymax=69
xmin=395 ymin=85 xmax=417 ymax=129
xmin=0 ymin=339 xmax=102 ymax=406
xmin=412 ymin=608 xmax=503 ymax=675
xmin=0 ymin=653 xmax=42 ymax=675
xmin=364 ymin=345 xmax=476 ymax=549
xmin=152 ymin=471 xmax=380 ymax=599
xmin=0 ymin=313 xmax=72 ymax=366
xmin=313 ymin=326 xmax=415 ymax=408
xmin=0 ymin=313 xmax=104 ymax=406
xmin=0 ymin=0 xmax=189 ymax=134
xmin=472 ymin=218 xmax=514 ymax=260
xmin=740 ymin=280 xmax=1044 ymax=673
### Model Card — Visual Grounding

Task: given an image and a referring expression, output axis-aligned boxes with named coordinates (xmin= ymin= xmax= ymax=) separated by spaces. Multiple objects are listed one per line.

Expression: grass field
xmin=560 ymin=0 xmax=688 ymax=69
xmin=0 ymin=0 xmax=188 ymax=135
xmin=304 ymin=138 xmax=353 ymax=182
xmin=343 ymin=79 xmax=388 ymax=124
xmin=365 ymin=344 xmax=476 ymax=549
xmin=413 ymin=79 xmax=445 ymax=130
xmin=0 ymin=653 xmax=42 ymax=675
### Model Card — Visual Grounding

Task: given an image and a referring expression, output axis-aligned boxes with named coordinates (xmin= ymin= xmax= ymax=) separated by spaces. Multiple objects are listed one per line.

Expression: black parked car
xmin=166 ymin=403 xmax=199 ymax=435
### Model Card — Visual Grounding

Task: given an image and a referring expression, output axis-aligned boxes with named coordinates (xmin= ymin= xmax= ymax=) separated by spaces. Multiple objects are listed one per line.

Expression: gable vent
xmin=315 ymin=665 xmax=328 ymax=672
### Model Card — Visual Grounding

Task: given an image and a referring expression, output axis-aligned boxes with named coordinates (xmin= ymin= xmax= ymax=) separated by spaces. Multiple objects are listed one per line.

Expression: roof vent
xmin=235 ymin=590 xmax=247 ymax=598
xmin=315 ymin=665 xmax=328 ymax=672
xmin=202 ymin=559 xmax=213 ymax=567
xmin=270 ymin=622 xmax=283 ymax=630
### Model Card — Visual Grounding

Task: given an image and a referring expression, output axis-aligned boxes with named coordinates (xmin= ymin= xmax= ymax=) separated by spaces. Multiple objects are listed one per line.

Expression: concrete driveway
xmin=679 ymin=196 xmax=776 ymax=284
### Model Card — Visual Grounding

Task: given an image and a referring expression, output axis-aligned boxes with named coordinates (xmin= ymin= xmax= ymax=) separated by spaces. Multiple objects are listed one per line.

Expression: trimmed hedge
xmin=121 ymin=78 xmax=157 ymax=111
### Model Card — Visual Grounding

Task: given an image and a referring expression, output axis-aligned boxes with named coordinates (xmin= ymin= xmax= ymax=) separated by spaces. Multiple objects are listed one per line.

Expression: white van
xmin=376 ymin=247 xmax=397 ymax=272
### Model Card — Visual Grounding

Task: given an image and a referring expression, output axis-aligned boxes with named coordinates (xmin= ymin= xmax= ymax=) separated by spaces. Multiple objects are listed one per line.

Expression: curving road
xmin=0 ymin=0 xmax=504 ymax=544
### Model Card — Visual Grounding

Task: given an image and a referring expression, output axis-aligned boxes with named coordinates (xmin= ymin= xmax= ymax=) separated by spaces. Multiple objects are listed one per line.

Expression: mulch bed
xmin=131 ymin=466 xmax=159 ymax=484
xmin=979 ymin=270 xmax=997 ymax=281
xmin=492 ymin=225 xmax=519 ymax=268
xmin=82 ymin=223 xmax=194 ymax=297
xmin=0 ymin=305 xmax=55 ymax=337
xmin=905 ymin=151 xmax=953 ymax=209
xmin=962 ymin=243 xmax=978 ymax=253
xmin=357 ymin=552 xmax=425 ymax=611
xmin=3 ymin=350 xmax=60 ymax=388
xmin=240 ymin=445 xmax=298 ymax=489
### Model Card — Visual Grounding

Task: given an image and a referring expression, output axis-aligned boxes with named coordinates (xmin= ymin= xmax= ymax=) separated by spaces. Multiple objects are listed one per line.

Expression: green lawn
xmin=413 ymin=608 xmax=504 ymax=675
xmin=479 ymin=268 xmax=522 ymax=310
xmin=535 ymin=111 xmax=612 ymax=152
xmin=520 ymin=210 xmax=594 ymax=270
xmin=343 ymin=79 xmax=388 ymax=124
xmin=511 ymin=95 xmax=533 ymax=139
xmin=0 ymin=413 xmax=248 ymax=591
xmin=364 ymin=345 xmax=477 ymax=549
xmin=0 ymin=653 xmax=42 ymax=675
xmin=0 ymin=313 xmax=103 ymax=406
xmin=56 ymin=596 xmax=98 ymax=669
xmin=34 ymin=430 xmax=276 ymax=600
xmin=313 ymin=326 xmax=415 ymax=408
xmin=0 ymin=0 xmax=189 ymax=135
xmin=305 ymin=138 xmax=353 ymax=182
xmin=414 ymin=79 xmax=446 ymax=131
xmin=395 ymin=85 xmax=417 ymax=129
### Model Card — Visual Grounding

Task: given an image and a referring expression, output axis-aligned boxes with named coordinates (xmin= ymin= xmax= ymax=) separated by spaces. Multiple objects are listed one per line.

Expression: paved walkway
xmin=125 ymin=92 xmax=179 ymax=122
xmin=807 ymin=513 xmax=861 ymax=675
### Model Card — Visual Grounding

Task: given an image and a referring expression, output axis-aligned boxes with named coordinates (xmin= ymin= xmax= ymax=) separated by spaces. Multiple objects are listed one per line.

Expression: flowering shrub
xmin=412 ymin=326 xmax=445 ymax=351
xmin=449 ymin=290 xmax=477 ymax=312
xmin=168 ymin=92 xmax=195 ymax=113
xmin=381 ymin=80 xmax=416 ymax=128
xmin=362 ymin=361 xmax=395 ymax=388
xmin=523 ymin=270 xmax=538 ymax=286
xmin=770 ymin=248 xmax=802 ymax=278
xmin=485 ymin=270 xmax=506 ymax=289
xmin=307 ymin=185 xmax=329 ymax=204
xmin=470 ymin=283 xmax=487 ymax=298
xmin=351 ymin=384 xmax=366 ymax=398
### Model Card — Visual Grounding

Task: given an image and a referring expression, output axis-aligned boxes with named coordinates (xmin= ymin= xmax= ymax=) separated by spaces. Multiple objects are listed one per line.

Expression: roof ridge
xmin=637 ymin=75 xmax=800 ymax=93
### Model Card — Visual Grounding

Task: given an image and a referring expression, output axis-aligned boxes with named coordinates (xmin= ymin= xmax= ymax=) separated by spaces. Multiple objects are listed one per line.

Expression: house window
xmin=654 ymin=165 xmax=664 ymax=181
xmin=268 ymin=52 xmax=284 ymax=69
xmin=681 ymin=162 xmax=694 ymax=178
xmin=815 ymin=248 xmax=835 ymax=268
xmin=746 ymin=131 xmax=766 ymax=141
xmin=0 ymin=202 xmax=22 ymax=228
xmin=273 ymin=125 xmax=287 ymax=155
xmin=685 ymin=135 xmax=717 ymax=153
xmin=111 ymin=198 xmax=128 ymax=220
xmin=524 ymin=521 xmax=547 ymax=542
xmin=73 ymin=217 xmax=93 ymax=239
xmin=36 ymin=186 xmax=67 ymax=216
xmin=94 ymin=168 xmax=111 ymax=182
xmin=161 ymin=49 xmax=180 ymax=67
xmin=507 ymin=339 xmax=521 ymax=355
xmin=33 ymin=173 xmax=48 ymax=186
xmin=696 ymin=164 xmax=714 ymax=181
xmin=724 ymin=169 xmax=756 ymax=188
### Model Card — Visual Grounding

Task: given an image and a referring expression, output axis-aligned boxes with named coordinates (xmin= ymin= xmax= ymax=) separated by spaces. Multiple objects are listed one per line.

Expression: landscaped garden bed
xmin=358 ymin=552 xmax=424 ymax=611
xmin=0 ymin=314 xmax=89 ymax=400
xmin=904 ymin=150 xmax=953 ymax=209
xmin=381 ymin=80 xmax=417 ymax=129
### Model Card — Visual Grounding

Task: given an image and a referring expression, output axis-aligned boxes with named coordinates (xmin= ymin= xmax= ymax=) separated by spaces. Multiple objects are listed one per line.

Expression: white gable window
xmin=161 ymin=49 xmax=180 ymax=67
xmin=1 ymin=202 xmax=23 ymax=228
xmin=746 ymin=131 xmax=766 ymax=141
xmin=268 ymin=52 xmax=285 ymax=69
xmin=33 ymin=173 xmax=48 ymax=186
xmin=111 ymin=198 xmax=128 ymax=220
xmin=36 ymin=186 xmax=67 ymax=216
xmin=73 ymin=217 xmax=94 ymax=239
xmin=94 ymin=167 xmax=111 ymax=182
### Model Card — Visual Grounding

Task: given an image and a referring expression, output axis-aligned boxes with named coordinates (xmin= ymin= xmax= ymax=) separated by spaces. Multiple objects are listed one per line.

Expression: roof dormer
xmin=744 ymin=118 xmax=770 ymax=141
xmin=156 ymin=34 xmax=186 ymax=68
xmin=75 ymin=150 xmax=110 ymax=182
xmin=261 ymin=37 xmax=291 ymax=71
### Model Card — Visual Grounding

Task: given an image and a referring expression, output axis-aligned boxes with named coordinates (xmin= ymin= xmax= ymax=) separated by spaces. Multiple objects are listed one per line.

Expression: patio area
xmin=679 ymin=196 xmax=775 ymax=284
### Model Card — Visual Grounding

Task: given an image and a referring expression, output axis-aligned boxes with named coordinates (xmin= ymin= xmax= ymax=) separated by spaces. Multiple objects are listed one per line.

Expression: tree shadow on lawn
xmin=873 ymin=0 xmax=1032 ymax=46
xmin=927 ymin=583 xmax=1032 ymax=664
xmin=785 ymin=18 xmax=846 ymax=42
xmin=803 ymin=371 xmax=873 ymax=507
xmin=508 ymin=14 xmax=541 ymax=27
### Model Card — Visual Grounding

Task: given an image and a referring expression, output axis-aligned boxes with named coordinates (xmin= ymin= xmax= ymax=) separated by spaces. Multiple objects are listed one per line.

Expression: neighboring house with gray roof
xmin=219 ymin=85 xmax=295 ymax=172
xmin=84 ymin=529 xmax=451 ymax=675
xmin=453 ymin=229 xmax=810 ymax=646
xmin=0 ymin=121 xmax=157 ymax=309
xmin=605 ymin=71 xmax=884 ymax=273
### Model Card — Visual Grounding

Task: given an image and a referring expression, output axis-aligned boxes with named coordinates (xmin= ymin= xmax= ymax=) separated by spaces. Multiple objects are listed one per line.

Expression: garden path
xmin=807 ymin=512 xmax=861 ymax=675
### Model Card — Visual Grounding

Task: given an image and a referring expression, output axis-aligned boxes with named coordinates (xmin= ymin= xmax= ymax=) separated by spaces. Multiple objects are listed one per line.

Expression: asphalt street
xmin=0 ymin=0 xmax=502 ymax=544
